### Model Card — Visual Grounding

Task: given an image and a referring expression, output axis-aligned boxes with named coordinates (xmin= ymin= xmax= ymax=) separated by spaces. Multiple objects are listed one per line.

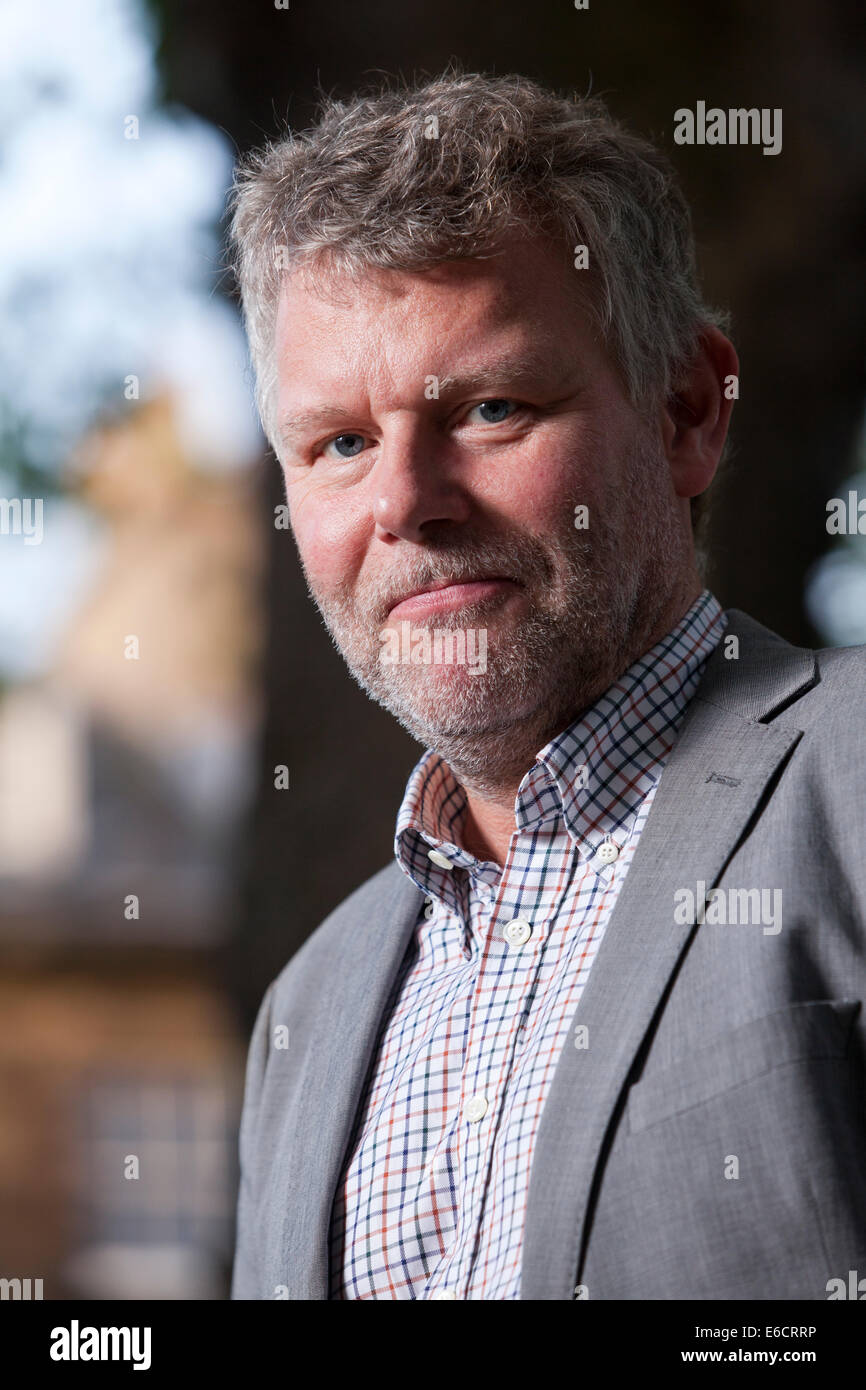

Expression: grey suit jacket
xmin=231 ymin=609 xmax=866 ymax=1300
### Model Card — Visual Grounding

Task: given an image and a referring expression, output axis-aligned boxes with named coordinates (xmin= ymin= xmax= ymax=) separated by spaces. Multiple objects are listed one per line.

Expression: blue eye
xmin=323 ymin=433 xmax=366 ymax=459
xmin=471 ymin=400 xmax=516 ymax=424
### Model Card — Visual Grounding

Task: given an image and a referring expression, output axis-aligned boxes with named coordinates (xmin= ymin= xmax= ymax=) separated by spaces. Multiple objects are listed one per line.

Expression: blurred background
xmin=0 ymin=0 xmax=863 ymax=1299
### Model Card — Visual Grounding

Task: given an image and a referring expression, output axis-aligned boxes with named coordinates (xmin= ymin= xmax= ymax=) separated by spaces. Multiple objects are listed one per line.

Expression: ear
xmin=659 ymin=326 xmax=739 ymax=501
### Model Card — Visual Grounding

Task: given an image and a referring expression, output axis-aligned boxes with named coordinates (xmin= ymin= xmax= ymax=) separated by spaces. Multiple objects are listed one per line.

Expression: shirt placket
xmin=427 ymin=837 xmax=548 ymax=1299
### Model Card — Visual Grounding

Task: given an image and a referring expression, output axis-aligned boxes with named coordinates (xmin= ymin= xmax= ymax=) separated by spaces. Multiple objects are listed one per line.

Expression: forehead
xmin=273 ymin=234 xmax=605 ymax=386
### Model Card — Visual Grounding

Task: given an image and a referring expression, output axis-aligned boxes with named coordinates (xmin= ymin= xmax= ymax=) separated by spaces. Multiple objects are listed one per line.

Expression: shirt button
xmin=465 ymin=1094 xmax=488 ymax=1122
xmin=503 ymin=916 xmax=532 ymax=947
xmin=427 ymin=848 xmax=454 ymax=870
xmin=596 ymin=841 xmax=620 ymax=864
xmin=432 ymin=1289 xmax=457 ymax=1299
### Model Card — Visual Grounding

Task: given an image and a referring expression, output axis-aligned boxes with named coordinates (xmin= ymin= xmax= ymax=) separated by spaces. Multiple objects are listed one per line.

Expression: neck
xmin=453 ymin=576 xmax=703 ymax=866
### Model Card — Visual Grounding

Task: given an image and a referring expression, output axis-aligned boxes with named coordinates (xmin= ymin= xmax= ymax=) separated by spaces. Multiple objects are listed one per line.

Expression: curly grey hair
xmin=228 ymin=70 xmax=731 ymax=536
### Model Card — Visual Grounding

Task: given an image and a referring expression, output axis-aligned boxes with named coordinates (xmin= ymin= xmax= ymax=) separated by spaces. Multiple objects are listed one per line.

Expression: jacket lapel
xmin=276 ymin=863 xmax=424 ymax=1298
xmin=521 ymin=610 xmax=816 ymax=1299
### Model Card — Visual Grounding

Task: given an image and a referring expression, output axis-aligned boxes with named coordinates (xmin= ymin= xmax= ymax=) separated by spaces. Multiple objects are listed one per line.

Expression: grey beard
xmin=302 ymin=438 xmax=684 ymax=796
xmin=334 ymin=603 xmax=631 ymax=796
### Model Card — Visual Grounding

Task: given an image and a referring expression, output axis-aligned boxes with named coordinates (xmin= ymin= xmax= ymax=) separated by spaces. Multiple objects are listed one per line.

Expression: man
xmin=228 ymin=71 xmax=866 ymax=1300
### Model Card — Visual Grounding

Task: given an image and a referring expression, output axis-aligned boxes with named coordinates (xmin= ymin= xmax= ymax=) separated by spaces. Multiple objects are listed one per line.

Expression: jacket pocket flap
xmin=626 ymin=998 xmax=861 ymax=1134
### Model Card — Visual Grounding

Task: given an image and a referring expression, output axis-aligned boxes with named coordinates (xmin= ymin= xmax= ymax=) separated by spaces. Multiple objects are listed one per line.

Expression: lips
xmin=387 ymin=576 xmax=518 ymax=619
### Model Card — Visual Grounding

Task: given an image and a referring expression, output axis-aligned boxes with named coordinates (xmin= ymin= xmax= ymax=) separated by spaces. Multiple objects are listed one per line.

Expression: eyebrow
xmin=436 ymin=348 xmax=572 ymax=395
xmin=277 ymin=348 xmax=576 ymax=449
xmin=279 ymin=404 xmax=359 ymax=445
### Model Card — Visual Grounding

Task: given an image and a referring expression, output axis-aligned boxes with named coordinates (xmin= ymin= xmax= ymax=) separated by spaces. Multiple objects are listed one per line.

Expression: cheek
xmin=506 ymin=425 xmax=606 ymax=536
xmin=287 ymin=479 xmax=368 ymax=594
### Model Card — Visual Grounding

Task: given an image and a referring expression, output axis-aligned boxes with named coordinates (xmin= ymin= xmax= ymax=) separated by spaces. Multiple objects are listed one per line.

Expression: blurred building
xmin=0 ymin=394 xmax=263 ymax=1298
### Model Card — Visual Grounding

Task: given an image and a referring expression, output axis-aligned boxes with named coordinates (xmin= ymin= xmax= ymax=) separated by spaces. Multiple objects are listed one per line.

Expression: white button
xmin=427 ymin=848 xmax=453 ymax=870
xmin=465 ymin=1094 xmax=488 ymax=1122
xmin=503 ymin=917 xmax=532 ymax=947
xmin=432 ymin=1289 xmax=457 ymax=1299
xmin=596 ymin=841 xmax=620 ymax=864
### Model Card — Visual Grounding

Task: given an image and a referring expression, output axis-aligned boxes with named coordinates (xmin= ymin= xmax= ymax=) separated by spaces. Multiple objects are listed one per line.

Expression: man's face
xmin=273 ymin=234 xmax=686 ymax=782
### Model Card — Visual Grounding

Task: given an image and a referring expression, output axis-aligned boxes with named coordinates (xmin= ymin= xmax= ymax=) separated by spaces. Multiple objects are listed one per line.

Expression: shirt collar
xmin=395 ymin=589 xmax=727 ymax=907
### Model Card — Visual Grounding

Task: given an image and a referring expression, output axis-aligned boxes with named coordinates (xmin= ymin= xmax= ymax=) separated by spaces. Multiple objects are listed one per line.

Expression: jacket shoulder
xmin=801 ymin=639 xmax=866 ymax=753
xmin=793 ymin=635 xmax=866 ymax=728
xmin=268 ymin=858 xmax=413 ymax=1000
xmin=814 ymin=638 xmax=866 ymax=682
xmin=702 ymin=608 xmax=865 ymax=730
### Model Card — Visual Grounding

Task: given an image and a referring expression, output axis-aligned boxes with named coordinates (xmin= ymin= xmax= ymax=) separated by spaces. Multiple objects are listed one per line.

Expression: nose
xmin=371 ymin=427 xmax=472 ymax=542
